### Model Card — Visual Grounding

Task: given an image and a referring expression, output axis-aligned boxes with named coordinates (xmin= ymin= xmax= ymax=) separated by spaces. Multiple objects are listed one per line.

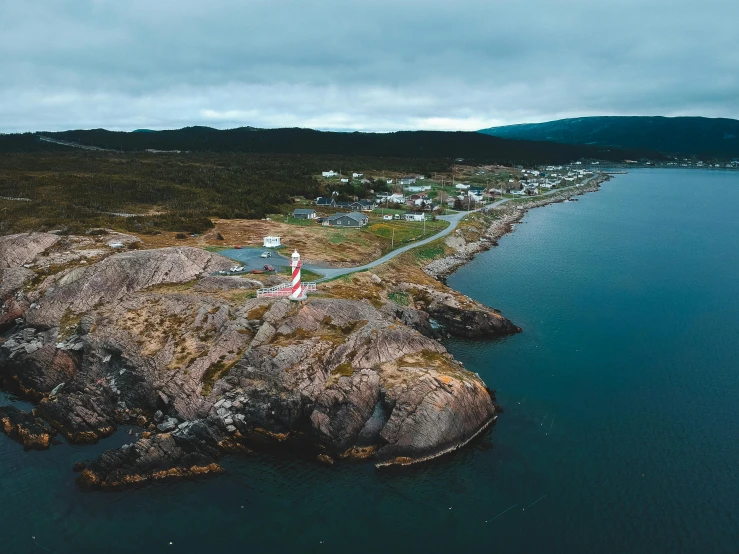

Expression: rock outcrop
xmin=0 ymin=232 xmax=60 ymax=269
xmin=78 ymin=424 xmax=225 ymax=490
xmin=396 ymin=283 xmax=521 ymax=338
xmin=0 ymin=405 xmax=56 ymax=450
xmin=26 ymin=246 xmax=234 ymax=326
xmin=0 ymin=233 xmax=516 ymax=489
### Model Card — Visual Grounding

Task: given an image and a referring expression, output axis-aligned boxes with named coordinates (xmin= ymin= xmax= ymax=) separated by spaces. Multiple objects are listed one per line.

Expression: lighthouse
xmin=289 ymin=250 xmax=307 ymax=301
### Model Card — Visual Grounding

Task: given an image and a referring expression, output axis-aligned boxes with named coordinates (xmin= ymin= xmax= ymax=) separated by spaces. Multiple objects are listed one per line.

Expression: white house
xmin=383 ymin=214 xmax=393 ymax=221
xmin=455 ymin=183 xmax=470 ymax=190
xmin=380 ymin=193 xmax=405 ymax=204
xmin=340 ymin=178 xmax=349 ymax=183
xmin=263 ymin=236 xmax=281 ymax=248
xmin=352 ymin=172 xmax=363 ymax=178
xmin=321 ymin=170 xmax=338 ymax=178
xmin=404 ymin=212 xmax=426 ymax=222
xmin=399 ymin=176 xmax=417 ymax=185
xmin=404 ymin=185 xmax=432 ymax=193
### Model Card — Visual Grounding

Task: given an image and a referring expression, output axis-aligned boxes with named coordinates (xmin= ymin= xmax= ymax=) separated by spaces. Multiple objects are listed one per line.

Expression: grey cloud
xmin=1 ymin=0 xmax=737 ymax=132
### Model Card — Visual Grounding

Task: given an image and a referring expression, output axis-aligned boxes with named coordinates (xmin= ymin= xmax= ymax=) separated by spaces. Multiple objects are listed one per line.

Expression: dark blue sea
xmin=2 ymin=168 xmax=739 ymax=553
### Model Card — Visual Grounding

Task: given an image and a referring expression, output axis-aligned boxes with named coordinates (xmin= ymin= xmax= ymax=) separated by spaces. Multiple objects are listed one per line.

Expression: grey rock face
xmin=0 ymin=241 xmax=508 ymax=488
xmin=194 ymin=276 xmax=263 ymax=292
xmin=26 ymin=246 xmax=234 ymax=326
xmin=157 ymin=417 xmax=178 ymax=432
xmin=0 ymin=232 xmax=60 ymax=269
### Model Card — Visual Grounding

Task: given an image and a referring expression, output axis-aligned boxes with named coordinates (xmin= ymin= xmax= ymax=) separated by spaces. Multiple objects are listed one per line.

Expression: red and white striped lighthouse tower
xmin=289 ymin=250 xmax=307 ymax=301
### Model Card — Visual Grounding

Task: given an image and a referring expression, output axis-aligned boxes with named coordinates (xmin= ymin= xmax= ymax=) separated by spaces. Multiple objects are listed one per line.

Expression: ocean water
xmin=1 ymin=168 xmax=738 ymax=553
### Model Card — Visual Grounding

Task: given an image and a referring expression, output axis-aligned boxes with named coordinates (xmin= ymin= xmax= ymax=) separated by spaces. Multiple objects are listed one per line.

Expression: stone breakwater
xmin=425 ymin=176 xmax=609 ymax=280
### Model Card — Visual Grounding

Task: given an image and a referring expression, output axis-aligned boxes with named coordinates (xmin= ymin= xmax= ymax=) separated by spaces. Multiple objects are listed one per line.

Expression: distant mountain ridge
xmin=0 ymin=126 xmax=661 ymax=166
xmin=479 ymin=116 xmax=739 ymax=159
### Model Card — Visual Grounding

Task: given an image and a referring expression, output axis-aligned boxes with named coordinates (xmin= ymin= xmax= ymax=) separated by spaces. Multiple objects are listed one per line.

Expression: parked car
xmin=251 ymin=269 xmax=264 ymax=274
xmin=260 ymin=252 xmax=271 ymax=258
xmin=393 ymin=214 xmax=401 ymax=220
xmin=263 ymin=264 xmax=275 ymax=272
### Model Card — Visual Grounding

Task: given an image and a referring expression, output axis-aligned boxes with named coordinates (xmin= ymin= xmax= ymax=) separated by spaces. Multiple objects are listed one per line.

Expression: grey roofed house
xmin=292 ymin=208 xmax=317 ymax=219
xmin=323 ymin=211 xmax=369 ymax=227
xmin=315 ymin=197 xmax=335 ymax=206
xmin=334 ymin=200 xmax=373 ymax=211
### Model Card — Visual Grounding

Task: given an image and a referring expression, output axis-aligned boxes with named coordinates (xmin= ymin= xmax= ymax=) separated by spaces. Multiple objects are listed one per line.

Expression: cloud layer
xmin=2 ymin=0 xmax=737 ymax=132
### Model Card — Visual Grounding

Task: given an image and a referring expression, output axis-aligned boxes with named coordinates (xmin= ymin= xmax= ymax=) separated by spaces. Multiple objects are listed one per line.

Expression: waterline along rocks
xmin=425 ymin=175 xmax=608 ymax=281
xmin=0 ymin=232 xmax=518 ymax=489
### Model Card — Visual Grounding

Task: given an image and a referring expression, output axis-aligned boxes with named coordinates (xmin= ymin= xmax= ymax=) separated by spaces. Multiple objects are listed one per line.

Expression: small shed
xmin=263 ymin=236 xmax=281 ymax=247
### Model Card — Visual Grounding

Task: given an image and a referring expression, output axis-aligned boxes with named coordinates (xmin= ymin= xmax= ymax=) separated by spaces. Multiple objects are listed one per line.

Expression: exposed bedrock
xmin=395 ymin=283 xmax=521 ymax=338
xmin=0 ymin=405 xmax=56 ymax=450
xmin=0 ymin=238 xmax=514 ymax=488
xmin=0 ymin=232 xmax=60 ymax=269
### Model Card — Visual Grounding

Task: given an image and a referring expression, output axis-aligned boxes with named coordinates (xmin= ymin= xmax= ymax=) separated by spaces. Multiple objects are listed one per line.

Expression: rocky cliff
xmin=0 ymin=232 xmax=517 ymax=489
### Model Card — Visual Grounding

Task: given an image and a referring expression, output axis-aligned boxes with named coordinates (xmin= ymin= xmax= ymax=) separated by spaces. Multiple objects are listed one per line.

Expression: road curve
xmin=308 ymin=210 xmax=471 ymax=281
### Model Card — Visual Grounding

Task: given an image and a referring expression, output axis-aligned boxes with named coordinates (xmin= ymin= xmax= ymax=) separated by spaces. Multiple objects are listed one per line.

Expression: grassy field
xmin=366 ymin=219 xmax=449 ymax=248
xmin=412 ymin=240 xmax=448 ymax=261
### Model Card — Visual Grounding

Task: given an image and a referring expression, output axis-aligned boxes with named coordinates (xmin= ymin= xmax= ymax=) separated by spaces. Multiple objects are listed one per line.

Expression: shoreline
xmin=424 ymin=174 xmax=610 ymax=281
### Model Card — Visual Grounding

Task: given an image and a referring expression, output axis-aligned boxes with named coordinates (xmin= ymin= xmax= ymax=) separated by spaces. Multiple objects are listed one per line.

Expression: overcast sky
xmin=1 ymin=0 xmax=737 ymax=133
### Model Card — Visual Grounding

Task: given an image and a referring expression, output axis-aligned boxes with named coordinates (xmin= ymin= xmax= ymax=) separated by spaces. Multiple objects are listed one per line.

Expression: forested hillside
xmin=0 ymin=126 xmax=658 ymax=165
xmin=480 ymin=116 xmax=739 ymax=159
xmin=0 ymin=152 xmax=446 ymax=235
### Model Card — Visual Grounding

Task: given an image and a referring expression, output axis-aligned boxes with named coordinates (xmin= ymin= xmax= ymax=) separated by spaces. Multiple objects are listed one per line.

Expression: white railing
xmin=256 ymin=282 xmax=317 ymax=298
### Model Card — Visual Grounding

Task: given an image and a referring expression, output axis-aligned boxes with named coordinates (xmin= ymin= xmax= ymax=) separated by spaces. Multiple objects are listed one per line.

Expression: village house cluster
xmin=309 ymin=171 xmax=440 ymax=226
xmin=300 ymin=163 xmax=596 ymax=229
xmin=509 ymin=167 xmax=593 ymax=196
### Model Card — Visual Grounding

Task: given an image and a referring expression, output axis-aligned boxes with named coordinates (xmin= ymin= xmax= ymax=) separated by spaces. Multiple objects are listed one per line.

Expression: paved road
xmin=307 ymin=175 xmax=598 ymax=281
xmin=307 ymin=209 xmax=473 ymax=281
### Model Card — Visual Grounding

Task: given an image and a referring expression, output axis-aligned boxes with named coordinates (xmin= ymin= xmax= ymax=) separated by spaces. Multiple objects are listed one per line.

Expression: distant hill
xmin=0 ymin=126 xmax=660 ymax=165
xmin=479 ymin=116 xmax=739 ymax=159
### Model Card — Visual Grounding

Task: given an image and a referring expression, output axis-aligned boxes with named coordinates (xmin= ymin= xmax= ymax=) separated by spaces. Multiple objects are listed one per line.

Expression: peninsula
xmin=0 ymin=145 xmax=606 ymax=489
